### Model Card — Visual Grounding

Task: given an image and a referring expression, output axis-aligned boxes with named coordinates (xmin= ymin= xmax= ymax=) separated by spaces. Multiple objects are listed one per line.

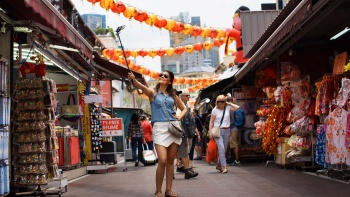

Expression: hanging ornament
xmin=182 ymin=24 xmax=194 ymax=36
xmin=200 ymin=28 xmax=210 ymax=38
xmin=100 ymin=0 xmax=113 ymax=11
xmin=156 ymin=49 xmax=166 ymax=57
xmin=213 ymin=38 xmax=225 ymax=47
xmin=111 ymin=1 xmax=125 ymax=14
xmin=216 ymin=29 xmax=227 ymax=39
xmin=193 ymin=42 xmax=203 ymax=51
xmin=164 ymin=19 xmax=176 ymax=30
xmin=145 ymin=14 xmax=158 ymax=27
xmin=138 ymin=49 xmax=148 ymax=58
xmin=130 ymin=50 xmax=138 ymax=58
xmin=209 ymin=28 xmax=218 ymax=39
xmin=174 ymin=46 xmax=185 ymax=55
xmin=185 ymin=45 xmax=194 ymax=54
xmin=123 ymin=6 xmax=137 ymax=20
xmin=154 ymin=17 xmax=167 ymax=29
xmin=88 ymin=0 xmax=101 ymax=6
xmin=124 ymin=49 xmax=131 ymax=57
xmin=148 ymin=49 xmax=157 ymax=58
xmin=172 ymin=22 xmax=184 ymax=33
xmin=114 ymin=48 xmax=123 ymax=57
xmin=192 ymin=26 xmax=202 ymax=37
xmin=133 ymin=65 xmax=141 ymax=71
xmin=143 ymin=69 xmax=150 ymax=75
xmin=134 ymin=10 xmax=148 ymax=23
xmin=203 ymin=41 xmax=214 ymax=51
xmin=165 ymin=47 xmax=175 ymax=57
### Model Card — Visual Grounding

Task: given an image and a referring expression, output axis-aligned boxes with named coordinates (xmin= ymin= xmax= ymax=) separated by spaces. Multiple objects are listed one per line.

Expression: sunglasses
xmin=217 ymin=101 xmax=226 ymax=103
xmin=184 ymin=95 xmax=190 ymax=97
xmin=159 ymin=73 xmax=169 ymax=79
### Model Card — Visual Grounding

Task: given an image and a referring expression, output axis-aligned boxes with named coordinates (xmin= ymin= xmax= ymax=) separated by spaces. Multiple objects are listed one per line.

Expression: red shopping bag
xmin=206 ymin=139 xmax=218 ymax=163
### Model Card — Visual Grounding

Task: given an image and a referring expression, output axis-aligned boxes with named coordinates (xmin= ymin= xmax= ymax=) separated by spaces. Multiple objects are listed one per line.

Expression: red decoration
xmin=156 ymin=49 xmax=166 ymax=57
xmin=87 ymin=0 xmax=101 ymax=5
xmin=154 ymin=17 xmax=167 ymax=29
xmin=111 ymin=1 xmax=125 ymax=14
xmin=213 ymin=38 xmax=224 ymax=47
xmin=19 ymin=62 xmax=35 ymax=77
xmin=124 ymin=49 xmax=131 ymax=57
xmin=138 ymin=49 xmax=148 ymax=57
xmin=172 ymin=22 xmax=184 ymax=33
xmin=174 ymin=46 xmax=185 ymax=55
xmin=192 ymin=26 xmax=202 ymax=37
xmin=134 ymin=10 xmax=148 ymax=23
xmin=193 ymin=42 xmax=203 ymax=51
xmin=35 ymin=64 xmax=47 ymax=77
xmin=209 ymin=28 xmax=218 ymax=39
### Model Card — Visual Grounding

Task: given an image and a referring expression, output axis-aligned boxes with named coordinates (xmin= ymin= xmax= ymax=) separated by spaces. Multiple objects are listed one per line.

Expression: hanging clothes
xmin=315 ymin=124 xmax=326 ymax=167
xmin=325 ymin=107 xmax=348 ymax=165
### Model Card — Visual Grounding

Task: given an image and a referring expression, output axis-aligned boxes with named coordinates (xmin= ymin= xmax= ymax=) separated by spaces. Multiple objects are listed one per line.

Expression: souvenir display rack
xmin=0 ymin=57 xmax=10 ymax=196
xmin=11 ymin=77 xmax=62 ymax=195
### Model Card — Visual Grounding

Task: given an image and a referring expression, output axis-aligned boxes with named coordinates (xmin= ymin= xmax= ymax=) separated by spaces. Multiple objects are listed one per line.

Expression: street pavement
xmin=64 ymin=156 xmax=350 ymax=197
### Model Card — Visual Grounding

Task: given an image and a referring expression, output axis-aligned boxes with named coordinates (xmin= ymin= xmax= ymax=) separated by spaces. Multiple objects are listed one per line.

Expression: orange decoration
xmin=174 ymin=46 xmax=185 ymax=55
xmin=111 ymin=1 xmax=125 ymax=14
xmin=165 ymin=48 xmax=175 ymax=57
xmin=145 ymin=14 xmax=158 ymax=26
xmin=121 ymin=57 xmax=130 ymax=66
xmin=203 ymin=41 xmax=213 ymax=51
xmin=124 ymin=49 xmax=131 ymax=57
xmin=128 ymin=61 xmax=135 ymax=69
xmin=185 ymin=45 xmax=194 ymax=54
xmin=154 ymin=17 xmax=167 ymax=29
xmin=182 ymin=24 xmax=194 ymax=35
xmin=114 ymin=49 xmax=123 ymax=57
xmin=148 ymin=49 xmax=157 ymax=58
xmin=172 ymin=22 xmax=184 ymax=33
xmin=130 ymin=50 xmax=138 ymax=58
xmin=216 ymin=29 xmax=227 ymax=39
xmin=123 ymin=6 xmax=137 ymax=20
xmin=138 ymin=49 xmax=148 ymax=57
xmin=88 ymin=0 xmax=101 ymax=5
xmin=149 ymin=71 xmax=155 ymax=78
xmin=153 ymin=72 xmax=160 ymax=78
xmin=100 ymin=0 xmax=113 ymax=11
xmin=192 ymin=26 xmax=202 ymax=37
xmin=164 ymin=19 xmax=176 ymax=30
xmin=213 ymin=38 xmax=224 ymax=47
xmin=143 ymin=69 xmax=150 ymax=75
xmin=105 ymin=48 xmax=114 ymax=58
xmin=200 ymin=28 xmax=210 ymax=38
xmin=179 ymin=78 xmax=185 ymax=84
xmin=133 ymin=65 xmax=141 ymax=71
xmin=134 ymin=10 xmax=148 ymax=23
xmin=193 ymin=43 xmax=203 ymax=51
xmin=209 ymin=28 xmax=218 ymax=39
xmin=156 ymin=49 xmax=166 ymax=57
xmin=102 ymin=49 xmax=108 ymax=57
xmin=187 ymin=78 xmax=193 ymax=84
xmin=173 ymin=78 xmax=177 ymax=83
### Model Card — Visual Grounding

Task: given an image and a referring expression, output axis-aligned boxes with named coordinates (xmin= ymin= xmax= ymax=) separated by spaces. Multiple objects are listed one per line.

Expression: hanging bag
xmin=61 ymin=94 xmax=83 ymax=122
xmin=162 ymin=99 xmax=183 ymax=138
xmin=210 ymin=107 xmax=226 ymax=138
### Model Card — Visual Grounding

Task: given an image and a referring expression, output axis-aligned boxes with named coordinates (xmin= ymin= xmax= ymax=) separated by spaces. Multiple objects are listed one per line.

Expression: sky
xmin=72 ymin=0 xmax=275 ymax=72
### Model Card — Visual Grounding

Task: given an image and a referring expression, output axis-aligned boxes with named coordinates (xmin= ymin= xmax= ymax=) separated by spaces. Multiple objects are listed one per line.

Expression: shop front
xmin=234 ymin=0 xmax=350 ymax=180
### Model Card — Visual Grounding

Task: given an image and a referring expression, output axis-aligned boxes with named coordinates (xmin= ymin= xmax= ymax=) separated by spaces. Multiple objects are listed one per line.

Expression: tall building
xmin=81 ymin=14 xmax=106 ymax=30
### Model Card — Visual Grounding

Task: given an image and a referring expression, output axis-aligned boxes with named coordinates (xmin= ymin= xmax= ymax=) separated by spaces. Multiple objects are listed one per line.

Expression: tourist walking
xmin=209 ymin=95 xmax=240 ymax=174
xmin=141 ymin=115 xmax=154 ymax=151
xmin=127 ymin=113 xmax=144 ymax=167
xmin=128 ymin=70 xmax=187 ymax=197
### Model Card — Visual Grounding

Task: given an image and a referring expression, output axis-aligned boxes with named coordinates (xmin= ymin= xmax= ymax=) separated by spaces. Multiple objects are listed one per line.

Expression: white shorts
xmin=153 ymin=122 xmax=182 ymax=147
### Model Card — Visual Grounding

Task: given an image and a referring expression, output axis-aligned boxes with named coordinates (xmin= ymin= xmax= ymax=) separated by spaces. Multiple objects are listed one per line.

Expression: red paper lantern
xmin=138 ymin=49 xmax=148 ymax=58
xmin=111 ymin=1 xmax=125 ymax=14
xmin=143 ymin=69 xmax=150 ymax=75
xmin=156 ymin=49 xmax=166 ymax=57
xmin=124 ymin=49 xmax=131 ymax=57
xmin=172 ymin=22 xmax=184 ymax=33
xmin=134 ymin=10 xmax=148 ymax=23
xmin=193 ymin=43 xmax=203 ymax=51
xmin=87 ymin=0 xmax=101 ymax=5
xmin=174 ymin=46 xmax=185 ymax=55
xmin=192 ymin=26 xmax=202 ymax=37
xmin=154 ymin=17 xmax=167 ymax=29
xmin=133 ymin=65 xmax=141 ymax=71
xmin=153 ymin=72 xmax=160 ymax=78
xmin=209 ymin=28 xmax=218 ymax=39
xmin=214 ymin=38 xmax=224 ymax=47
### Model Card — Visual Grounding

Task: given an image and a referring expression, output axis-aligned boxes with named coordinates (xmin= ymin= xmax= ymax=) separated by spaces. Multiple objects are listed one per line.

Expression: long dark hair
xmin=155 ymin=70 xmax=176 ymax=99
xmin=130 ymin=113 xmax=140 ymax=126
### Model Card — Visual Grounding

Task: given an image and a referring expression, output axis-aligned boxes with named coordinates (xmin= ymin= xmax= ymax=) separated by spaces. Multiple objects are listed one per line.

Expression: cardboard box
xmin=275 ymin=142 xmax=291 ymax=165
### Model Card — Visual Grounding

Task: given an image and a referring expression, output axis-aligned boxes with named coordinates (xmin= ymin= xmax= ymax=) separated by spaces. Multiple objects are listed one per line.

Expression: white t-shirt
xmin=211 ymin=106 xmax=231 ymax=128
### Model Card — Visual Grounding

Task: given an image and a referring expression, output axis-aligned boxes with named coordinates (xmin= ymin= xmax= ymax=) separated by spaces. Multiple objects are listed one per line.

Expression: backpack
xmin=181 ymin=107 xmax=196 ymax=138
xmin=233 ymin=108 xmax=245 ymax=127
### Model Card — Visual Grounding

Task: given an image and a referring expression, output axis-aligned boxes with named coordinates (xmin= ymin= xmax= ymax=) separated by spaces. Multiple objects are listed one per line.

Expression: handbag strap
xmin=67 ymin=94 xmax=76 ymax=105
xmin=162 ymin=98 xmax=171 ymax=122
xmin=219 ymin=107 xmax=226 ymax=128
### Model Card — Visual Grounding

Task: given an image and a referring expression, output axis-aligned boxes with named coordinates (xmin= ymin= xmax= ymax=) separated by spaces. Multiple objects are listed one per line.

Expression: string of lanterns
xmin=101 ymin=39 xmax=226 ymax=59
xmin=86 ymin=0 xmax=239 ymax=41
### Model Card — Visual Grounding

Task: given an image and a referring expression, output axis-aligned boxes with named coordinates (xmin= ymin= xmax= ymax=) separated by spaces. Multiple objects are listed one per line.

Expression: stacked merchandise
xmin=11 ymin=77 xmax=60 ymax=187
xmin=89 ymin=104 xmax=103 ymax=152
xmin=0 ymin=58 xmax=10 ymax=195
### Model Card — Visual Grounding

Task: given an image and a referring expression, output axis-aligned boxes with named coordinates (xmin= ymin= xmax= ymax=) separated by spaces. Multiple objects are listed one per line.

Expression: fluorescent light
xmin=330 ymin=27 xmax=350 ymax=40
xmin=49 ymin=44 xmax=79 ymax=52
xmin=13 ymin=27 xmax=32 ymax=33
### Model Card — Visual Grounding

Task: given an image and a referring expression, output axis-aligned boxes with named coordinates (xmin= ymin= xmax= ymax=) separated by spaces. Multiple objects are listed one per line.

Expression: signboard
xmin=56 ymin=84 xmax=69 ymax=92
xmin=101 ymin=118 xmax=123 ymax=136
xmin=333 ymin=51 xmax=348 ymax=74
xmin=82 ymin=104 xmax=92 ymax=165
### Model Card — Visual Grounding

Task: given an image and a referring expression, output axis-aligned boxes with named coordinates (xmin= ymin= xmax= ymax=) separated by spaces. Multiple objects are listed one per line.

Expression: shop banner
xmin=82 ymin=104 xmax=92 ymax=165
xmin=56 ymin=84 xmax=69 ymax=92
xmin=101 ymin=118 xmax=123 ymax=137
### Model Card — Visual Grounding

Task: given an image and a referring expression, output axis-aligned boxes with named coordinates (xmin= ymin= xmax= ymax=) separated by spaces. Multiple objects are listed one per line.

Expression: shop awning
xmin=235 ymin=0 xmax=312 ymax=82
xmin=0 ymin=0 xmax=93 ymax=59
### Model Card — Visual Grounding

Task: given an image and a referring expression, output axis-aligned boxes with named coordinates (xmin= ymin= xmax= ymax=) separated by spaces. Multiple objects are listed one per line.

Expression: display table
xmin=58 ymin=136 xmax=80 ymax=169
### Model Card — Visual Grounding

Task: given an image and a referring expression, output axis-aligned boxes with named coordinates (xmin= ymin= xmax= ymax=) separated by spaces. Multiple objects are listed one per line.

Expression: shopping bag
xmin=142 ymin=144 xmax=157 ymax=165
xmin=61 ymin=94 xmax=83 ymax=122
xmin=206 ymin=139 xmax=218 ymax=163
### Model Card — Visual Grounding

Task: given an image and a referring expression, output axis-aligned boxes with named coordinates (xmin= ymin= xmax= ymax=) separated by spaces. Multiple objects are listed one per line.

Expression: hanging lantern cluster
xmin=87 ymin=0 xmax=232 ymax=40
xmin=101 ymin=39 xmax=225 ymax=59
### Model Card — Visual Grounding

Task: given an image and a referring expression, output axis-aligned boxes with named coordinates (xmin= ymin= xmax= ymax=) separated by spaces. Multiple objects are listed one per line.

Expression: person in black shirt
xmin=193 ymin=109 xmax=203 ymax=160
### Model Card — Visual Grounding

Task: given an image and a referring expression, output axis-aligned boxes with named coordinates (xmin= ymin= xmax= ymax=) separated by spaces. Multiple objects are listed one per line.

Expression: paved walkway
xmin=64 ymin=157 xmax=350 ymax=197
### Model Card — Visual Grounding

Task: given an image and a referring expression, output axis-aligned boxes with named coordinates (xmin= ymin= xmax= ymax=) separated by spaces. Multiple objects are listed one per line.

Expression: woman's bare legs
xmin=155 ymin=144 xmax=167 ymax=194
xmin=165 ymin=143 xmax=179 ymax=192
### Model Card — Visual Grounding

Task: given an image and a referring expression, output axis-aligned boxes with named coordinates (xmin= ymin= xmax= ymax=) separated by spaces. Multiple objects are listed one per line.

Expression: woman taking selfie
xmin=209 ymin=95 xmax=240 ymax=174
xmin=128 ymin=70 xmax=187 ymax=197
